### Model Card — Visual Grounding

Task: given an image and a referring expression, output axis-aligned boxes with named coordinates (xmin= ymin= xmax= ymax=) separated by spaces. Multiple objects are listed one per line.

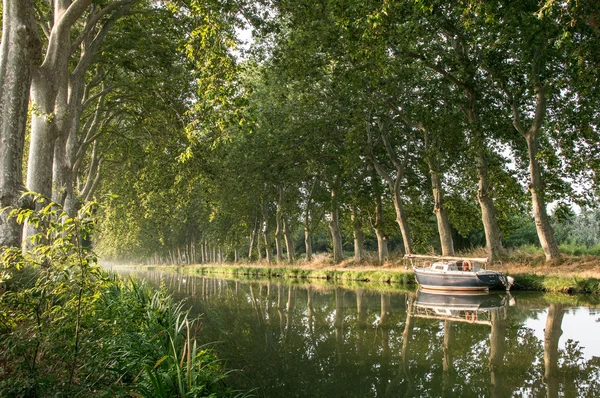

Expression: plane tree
xmin=0 ymin=0 xmax=41 ymax=247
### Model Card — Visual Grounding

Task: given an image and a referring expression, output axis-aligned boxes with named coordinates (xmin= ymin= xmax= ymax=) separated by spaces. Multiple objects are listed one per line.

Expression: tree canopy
xmin=0 ymin=0 xmax=598 ymax=264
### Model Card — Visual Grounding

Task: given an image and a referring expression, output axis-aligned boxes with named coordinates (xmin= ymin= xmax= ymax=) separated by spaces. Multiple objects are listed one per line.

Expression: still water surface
xmin=126 ymin=271 xmax=600 ymax=397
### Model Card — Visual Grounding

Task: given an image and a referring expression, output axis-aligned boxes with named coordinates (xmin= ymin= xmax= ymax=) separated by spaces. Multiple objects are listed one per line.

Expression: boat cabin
xmin=430 ymin=260 xmax=481 ymax=272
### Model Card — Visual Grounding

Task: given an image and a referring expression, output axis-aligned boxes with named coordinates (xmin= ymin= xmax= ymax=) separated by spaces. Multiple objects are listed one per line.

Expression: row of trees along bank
xmin=1 ymin=0 xmax=599 ymax=265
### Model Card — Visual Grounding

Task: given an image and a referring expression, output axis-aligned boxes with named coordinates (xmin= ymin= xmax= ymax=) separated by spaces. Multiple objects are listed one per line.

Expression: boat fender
xmin=506 ymin=275 xmax=515 ymax=291
xmin=462 ymin=259 xmax=472 ymax=272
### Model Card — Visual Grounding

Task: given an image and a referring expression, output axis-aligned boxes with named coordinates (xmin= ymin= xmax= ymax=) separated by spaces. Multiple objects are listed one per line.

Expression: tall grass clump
xmin=0 ymin=194 xmax=246 ymax=397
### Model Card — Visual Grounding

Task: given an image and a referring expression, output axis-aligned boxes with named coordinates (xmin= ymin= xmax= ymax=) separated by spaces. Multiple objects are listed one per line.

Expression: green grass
xmin=138 ymin=263 xmax=600 ymax=295
xmin=559 ymin=243 xmax=600 ymax=256
xmin=509 ymin=273 xmax=600 ymax=294
xmin=147 ymin=264 xmax=418 ymax=287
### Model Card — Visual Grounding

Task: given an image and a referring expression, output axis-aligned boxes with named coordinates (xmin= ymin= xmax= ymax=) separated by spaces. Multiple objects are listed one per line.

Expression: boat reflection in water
xmin=413 ymin=289 xmax=513 ymax=326
xmin=411 ymin=289 xmax=514 ymax=398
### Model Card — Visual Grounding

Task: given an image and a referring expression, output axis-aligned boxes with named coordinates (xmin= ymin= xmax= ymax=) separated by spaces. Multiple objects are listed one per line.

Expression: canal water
xmin=125 ymin=271 xmax=600 ymax=398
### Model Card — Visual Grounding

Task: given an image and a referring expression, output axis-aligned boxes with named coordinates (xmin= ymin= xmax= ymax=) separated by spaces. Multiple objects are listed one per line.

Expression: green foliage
xmin=1 ymin=193 xmax=102 ymax=395
xmin=90 ymin=0 xmax=599 ymax=266
xmin=0 ymin=196 xmax=244 ymax=397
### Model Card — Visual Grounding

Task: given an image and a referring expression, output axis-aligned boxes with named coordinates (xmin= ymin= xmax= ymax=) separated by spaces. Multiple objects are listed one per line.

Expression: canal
xmin=123 ymin=271 xmax=600 ymax=397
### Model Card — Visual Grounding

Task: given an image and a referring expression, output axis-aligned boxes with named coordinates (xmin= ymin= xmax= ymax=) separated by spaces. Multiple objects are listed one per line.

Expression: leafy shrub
xmin=0 ymin=194 xmax=245 ymax=397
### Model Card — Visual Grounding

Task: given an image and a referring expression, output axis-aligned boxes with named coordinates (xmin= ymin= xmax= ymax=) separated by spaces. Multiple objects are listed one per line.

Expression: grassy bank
xmin=130 ymin=258 xmax=600 ymax=295
xmin=0 ymin=268 xmax=244 ymax=397
xmin=0 ymin=202 xmax=246 ymax=397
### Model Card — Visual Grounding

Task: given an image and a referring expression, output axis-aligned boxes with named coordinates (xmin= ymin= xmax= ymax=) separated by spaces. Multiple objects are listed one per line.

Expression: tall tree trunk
xmin=262 ymin=200 xmax=273 ymax=263
xmin=25 ymin=0 xmax=94 ymax=245
xmin=351 ymin=206 xmax=364 ymax=262
xmin=526 ymin=135 xmax=561 ymax=261
xmin=54 ymin=4 xmax=131 ymax=216
xmin=256 ymin=229 xmax=263 ymax=261
xmin=275 ymin=193 xmax=284 ymax=263
xmin=0 ymin=0 xmax=40 ymax=248
xmin=283 ymin=217 xmax=295 ymax=262
xmin=475 ymin=146 xmax=505 ymax=262
xmin=392 ymin=179 xmax=413 ymax=255
xmin=373 ymin=192 xmax=389 ymax=264
xmin=430 ymin=169 xmax=455 ymax=256
xmin=370 ymin=173 xmax=388 ymax=263
xmin=499 ymin=56 xmax=561 ymax=261
xmin=329 ymin=189 xmax=344 ymax=263
xmin=28 ymin=72 xmax=58 ymax=199
xmin=304 ymin=216 xmax=312 ymax=262
xmin=419 ymin=57 xmax=505 ymax=262
xmin=247 ymin=232 xmax=254 ymax=261
xmin=375 ymin=229 xmax=389 ymax=264
xmin=462 ymin=87 xmax=505 ymax=262
xmin=369 ymin=127 xmax=413 ymax=255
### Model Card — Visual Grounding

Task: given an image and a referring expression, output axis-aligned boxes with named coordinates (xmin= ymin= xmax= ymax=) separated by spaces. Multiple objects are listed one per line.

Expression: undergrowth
xmin=0 ymin=194 xmax=247 ymax=397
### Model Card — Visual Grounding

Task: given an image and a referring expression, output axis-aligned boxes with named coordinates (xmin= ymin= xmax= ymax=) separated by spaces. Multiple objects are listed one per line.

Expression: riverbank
xmin=122 ymin=254 xmax=600 ymax=295
xmin=0 ymin=267 xmax=241 ymax=397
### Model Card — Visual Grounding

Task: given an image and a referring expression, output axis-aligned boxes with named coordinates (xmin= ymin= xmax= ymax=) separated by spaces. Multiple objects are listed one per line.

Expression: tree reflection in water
xmin=129 ymin=271 xmax=600 ymax=398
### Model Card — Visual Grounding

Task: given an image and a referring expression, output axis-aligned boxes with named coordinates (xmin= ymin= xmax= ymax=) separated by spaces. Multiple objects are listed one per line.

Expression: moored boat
xmin=406 ymin=255 xmax=514 ymax=292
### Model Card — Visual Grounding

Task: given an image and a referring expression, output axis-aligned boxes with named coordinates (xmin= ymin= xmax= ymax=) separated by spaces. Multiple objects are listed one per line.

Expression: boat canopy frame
xmin=404 ymin=254 xmax=489 ymax=270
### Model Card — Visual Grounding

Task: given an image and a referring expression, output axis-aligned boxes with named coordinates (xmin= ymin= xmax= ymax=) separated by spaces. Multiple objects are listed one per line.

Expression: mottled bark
xmin=0 ymin=0 xmax=41 ymax=247
xmin=248 ymin=215 xmax=257 ymax=260
xmin=262 ymin=200 xmax=272 ymax=262
xmin=303 ymin=221 xmax=312 ymax=262
xmin=283 ymin=217 xmax=295 ymax=262
xmin=373 ymin=192 xmax=389 ymax=264
xmin=430 ymin=168 xmax=455 ymax=256
xmin=329 ymin=189 xmax=344 ymax=263
xmin=526 ymin=132 xmax=560 ymax=261
xmin=399 ymin=116 xmax=455 ymax=256
xmin=416 ymin=55 xmax=505 ymax=262
xmin=391 ymin=181 xmax=413 ymax=255
xmin=55 ymin=3 xmax=131 ymax=215
xmin=475 ymin=146 xmax=505 ymax=262
xmin=302 ymin=177 xmax=321 ymax=262
xmin=256 ymin=228 xmax=263 ymax=261
xmin=369 ymin=127 xmax=413 ymax=255
xmin=25 ymin=0 xmax=94 ymax=246
xmin=463 ymin=86 xmax=505 ymax=263
xmin=351 ymin=206 xmax=364 ymax=262
xmin=275 ymin=189 xmax=284 ymax=262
